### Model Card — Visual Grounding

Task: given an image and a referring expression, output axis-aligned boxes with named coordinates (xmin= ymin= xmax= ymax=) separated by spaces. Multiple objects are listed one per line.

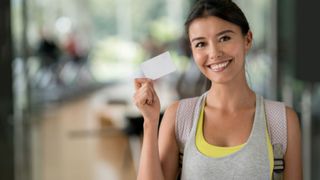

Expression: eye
xmin=195 ymin=42 xmax=206 ymax=48
xmin=219 ymin=36 xmax=231 ymax=42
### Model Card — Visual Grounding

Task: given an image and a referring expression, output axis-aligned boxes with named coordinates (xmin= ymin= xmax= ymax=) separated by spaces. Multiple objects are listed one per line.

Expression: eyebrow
xmin=191 ymin=29 xmax=235 ymax=42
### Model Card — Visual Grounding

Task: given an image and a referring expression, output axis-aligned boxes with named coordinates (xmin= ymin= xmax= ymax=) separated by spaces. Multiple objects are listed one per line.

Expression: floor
xmin=31 ymin=90 xmax=138 ymax=180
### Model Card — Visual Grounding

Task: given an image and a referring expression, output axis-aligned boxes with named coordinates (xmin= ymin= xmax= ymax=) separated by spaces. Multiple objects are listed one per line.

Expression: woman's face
xmin=188 ymin=16 xmax=252 ymax=84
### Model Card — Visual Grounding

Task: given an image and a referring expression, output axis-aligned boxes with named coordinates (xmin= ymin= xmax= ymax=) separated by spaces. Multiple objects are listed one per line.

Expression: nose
xmin=208 ymin=43 xmax=222 ymax=60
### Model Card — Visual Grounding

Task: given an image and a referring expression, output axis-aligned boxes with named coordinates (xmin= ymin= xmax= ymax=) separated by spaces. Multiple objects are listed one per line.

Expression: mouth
xmin=207 ymin=59 xmax=233 ymax=72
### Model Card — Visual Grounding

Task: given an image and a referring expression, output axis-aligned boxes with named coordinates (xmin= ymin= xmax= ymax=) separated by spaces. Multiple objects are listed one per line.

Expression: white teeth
xmin=209 ymin=61 xmax=230 ymax=71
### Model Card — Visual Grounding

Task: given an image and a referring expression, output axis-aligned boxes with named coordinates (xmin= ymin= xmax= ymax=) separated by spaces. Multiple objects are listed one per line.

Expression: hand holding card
xmin=134 ymin=51 xmax=176 ymax=122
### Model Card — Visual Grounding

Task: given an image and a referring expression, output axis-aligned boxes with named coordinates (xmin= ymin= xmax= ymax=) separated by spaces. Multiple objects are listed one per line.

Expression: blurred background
xmin=1 ymin=0 xmax=320 ymax=179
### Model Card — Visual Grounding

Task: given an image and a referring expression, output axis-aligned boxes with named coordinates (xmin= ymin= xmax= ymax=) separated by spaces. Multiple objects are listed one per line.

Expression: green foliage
xmin=149 ymin=17 xmax=182 ymax=45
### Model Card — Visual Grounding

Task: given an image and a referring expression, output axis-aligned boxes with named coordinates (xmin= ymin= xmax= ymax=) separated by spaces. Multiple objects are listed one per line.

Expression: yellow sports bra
xmin=195 ymin=102 xmax=274 ymax=178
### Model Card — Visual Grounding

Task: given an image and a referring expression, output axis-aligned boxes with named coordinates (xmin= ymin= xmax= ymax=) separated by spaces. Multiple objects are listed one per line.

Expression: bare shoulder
xmin=285 ymin=106 xmax=301 ymax=143
xmin=158 ymin=101 xmax=180 ymax=147
xmin=284 ymin=106 xmax=302 ymax=179
xmin=285 ymin=106 xmax=301 ymax=132
xmin=160 ymin=101 xmax=180 ymax=129
xmin=164 ymin=101 xmax=180 ymax=117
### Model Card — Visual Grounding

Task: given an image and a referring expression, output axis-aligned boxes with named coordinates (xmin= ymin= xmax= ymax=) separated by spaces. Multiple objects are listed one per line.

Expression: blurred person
xmin=37 ymin=33 xmax=60 ymax=68
xmin=133 ymin=0 xmax=302 ymax=180
xmin=36 ymin=30 xmax=63 ymax=87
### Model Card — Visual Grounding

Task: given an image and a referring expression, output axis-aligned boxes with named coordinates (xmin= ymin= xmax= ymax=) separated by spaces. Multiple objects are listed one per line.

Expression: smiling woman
xmin=133 ymin=0 xmax=302 ymax=180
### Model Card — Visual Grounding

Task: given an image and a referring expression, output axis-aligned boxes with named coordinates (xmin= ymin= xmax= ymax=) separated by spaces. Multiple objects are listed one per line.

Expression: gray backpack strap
xmin=265 ymin=100 xmax=287 ymax=180
xmin=175 ymin=93 xmax=206 ymax=178
xmin=273 ymin=144 xmax=284 ymax=180
xmin=175 ymin=97 xmax=199 ymax=154
xmin=175 ymin=96 xmax=199 ymax=177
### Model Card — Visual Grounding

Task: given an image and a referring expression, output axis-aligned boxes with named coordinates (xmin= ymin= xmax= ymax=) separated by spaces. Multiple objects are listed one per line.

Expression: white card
xmin=140 ymin=51 xmax=177 ymax=80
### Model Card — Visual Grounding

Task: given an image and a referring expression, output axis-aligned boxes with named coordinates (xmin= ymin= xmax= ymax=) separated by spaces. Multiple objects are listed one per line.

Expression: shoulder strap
xmin=175 ymin=96 xmax=199 ymax=153
xmin=175 ymin=96 xmax=200 ymax=178
xmin=265 ymin=100 xmax=287 ymax=155
xmin=265 ymin=99 xmax=287 ymax=180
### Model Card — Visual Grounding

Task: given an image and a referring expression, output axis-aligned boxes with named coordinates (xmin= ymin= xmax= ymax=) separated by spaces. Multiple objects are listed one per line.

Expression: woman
xmin=134 ymin=0 xmax=302 ymax=179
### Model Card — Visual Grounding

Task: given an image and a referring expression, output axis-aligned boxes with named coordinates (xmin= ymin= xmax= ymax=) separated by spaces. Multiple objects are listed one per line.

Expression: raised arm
xmin=284 ymin=107 xmax=302 ymax=180
xmin=134 ymin=78 xmax=179 ymax=180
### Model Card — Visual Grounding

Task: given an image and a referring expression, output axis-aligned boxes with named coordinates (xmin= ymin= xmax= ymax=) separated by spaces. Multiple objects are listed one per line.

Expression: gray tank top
xmin=181 ymin=94 xmax=270 ymax=180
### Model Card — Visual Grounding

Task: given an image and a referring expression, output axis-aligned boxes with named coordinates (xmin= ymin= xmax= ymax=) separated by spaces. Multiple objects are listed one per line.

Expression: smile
xmin=207 ymin=60 xmax=232 ymax=72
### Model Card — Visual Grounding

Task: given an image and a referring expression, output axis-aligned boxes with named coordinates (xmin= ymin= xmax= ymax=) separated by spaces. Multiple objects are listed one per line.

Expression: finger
xmin=133 ymin=92 xmax=142 ymax=106
xmin=134 ymin=78 xmax=152 ymax=91
xmin=149 ymin=83 xmax=156 ymax=95
xmin=134 ymin=87 xmax=153 ymax=106
xmin=134 ymin=79 xmax=142 ymax=91
xmin=134 ymin=93 xmax=147 ymax=107
xmin=146 ymin=90 xmax=154 ymax=105
xmin=134 ymin=79 xmax=155 ymax=106
xmin=142 ymin=88 xmax=153 ymax=105
xmin=140 ymin=82 xmax=156 ymax=105
xmin=140 ymin=80 xmax=154 ymax=93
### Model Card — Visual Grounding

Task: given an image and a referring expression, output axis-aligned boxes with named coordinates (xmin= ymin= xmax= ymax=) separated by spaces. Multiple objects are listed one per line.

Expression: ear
xmin=244 ymin=31 xmax=253 ymax=52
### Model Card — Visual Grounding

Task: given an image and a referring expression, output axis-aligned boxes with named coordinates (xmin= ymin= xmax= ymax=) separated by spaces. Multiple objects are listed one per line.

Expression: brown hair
xmin=185 ymin=0 xmax=250 ymax=36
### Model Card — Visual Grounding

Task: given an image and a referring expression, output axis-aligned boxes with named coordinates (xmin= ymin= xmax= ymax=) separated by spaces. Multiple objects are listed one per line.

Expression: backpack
xmin=175 ymin=95 xmax=287 ymax=180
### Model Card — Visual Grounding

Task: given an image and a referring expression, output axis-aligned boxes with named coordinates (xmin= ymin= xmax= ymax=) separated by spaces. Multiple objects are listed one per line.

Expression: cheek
xmin=192 ymin=50 xmax=207 ymax=65
xmin=227 ymin=44 xmax=246 ymax=59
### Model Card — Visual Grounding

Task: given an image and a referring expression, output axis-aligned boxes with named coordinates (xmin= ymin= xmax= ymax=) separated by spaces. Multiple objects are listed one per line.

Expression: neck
xmin=206 ymin=74 xmax=255 ymax=111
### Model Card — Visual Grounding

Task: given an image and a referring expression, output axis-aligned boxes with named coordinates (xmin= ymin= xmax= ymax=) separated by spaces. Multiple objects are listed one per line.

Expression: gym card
xmin=140 ymin=51 xmax=177 ymax=80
